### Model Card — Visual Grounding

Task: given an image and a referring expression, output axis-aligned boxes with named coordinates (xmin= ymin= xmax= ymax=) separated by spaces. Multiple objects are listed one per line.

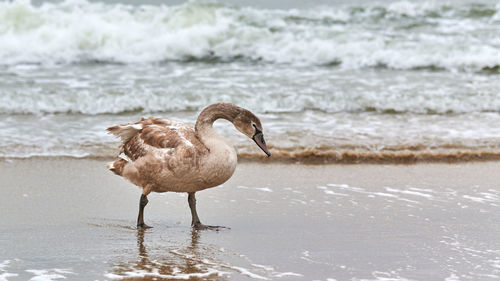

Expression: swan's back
xmin=122 ymin=117 xmax=208 ymax=162
xmin=107 ymin=117 xmax=211 ymax=192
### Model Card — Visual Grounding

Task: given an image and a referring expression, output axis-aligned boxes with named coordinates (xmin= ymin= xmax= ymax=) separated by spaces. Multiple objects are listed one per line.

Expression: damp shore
xmin=0 ymin=158 xmax=499 ymax=280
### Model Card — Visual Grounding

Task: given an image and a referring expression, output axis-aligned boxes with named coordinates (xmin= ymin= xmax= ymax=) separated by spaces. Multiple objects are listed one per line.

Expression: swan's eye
xmin=253 ymin=124 xmax=261 ymax=132
xmin=252 ymin=123 xmax=262 ymax=138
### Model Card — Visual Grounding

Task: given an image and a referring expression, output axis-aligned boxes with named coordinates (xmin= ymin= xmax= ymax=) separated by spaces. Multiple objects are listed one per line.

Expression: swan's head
xmin=233 ymin=109 xmax=271 ymax=157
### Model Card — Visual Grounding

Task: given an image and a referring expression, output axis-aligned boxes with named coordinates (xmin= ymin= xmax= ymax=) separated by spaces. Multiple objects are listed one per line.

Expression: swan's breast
xmin=199 ymin=139 xmax=237 ymax=189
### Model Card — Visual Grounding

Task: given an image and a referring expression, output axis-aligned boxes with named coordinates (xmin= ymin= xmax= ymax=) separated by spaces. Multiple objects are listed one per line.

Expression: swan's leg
xmin=137 ymin=194 xmax=152 ymax=229
xmin=188 ymin=192 xmax=228 ymax=230
xmin=188 ymin=192 xmax=201 ymax=226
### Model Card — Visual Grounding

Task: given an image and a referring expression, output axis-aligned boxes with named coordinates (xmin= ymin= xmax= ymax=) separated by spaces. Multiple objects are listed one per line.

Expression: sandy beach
xmin=1 ymin=1 xmax=500 ymax=280
xmin=0 ymin=158 xmax=499 ymax=280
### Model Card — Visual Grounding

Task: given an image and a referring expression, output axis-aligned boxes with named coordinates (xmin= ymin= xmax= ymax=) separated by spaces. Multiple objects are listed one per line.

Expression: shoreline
xmin=4 ymin=150 xmax=500 ymax=165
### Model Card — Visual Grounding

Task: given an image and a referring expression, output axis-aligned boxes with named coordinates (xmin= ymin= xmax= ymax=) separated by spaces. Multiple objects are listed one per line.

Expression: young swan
xmin=107 ymin=103 xmax=270 ymax=230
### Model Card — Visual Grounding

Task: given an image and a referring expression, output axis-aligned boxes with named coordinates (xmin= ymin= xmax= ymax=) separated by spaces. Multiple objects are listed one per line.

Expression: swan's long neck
xmin=195 ymin=103 xmax=241 ymax=150
xmin=195 ymin=104 xmax=239 ymax=186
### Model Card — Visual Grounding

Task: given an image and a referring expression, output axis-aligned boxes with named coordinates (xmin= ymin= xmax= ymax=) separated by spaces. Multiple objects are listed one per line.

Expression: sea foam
xmin=0 ymin=0 xmax=499 ymax=70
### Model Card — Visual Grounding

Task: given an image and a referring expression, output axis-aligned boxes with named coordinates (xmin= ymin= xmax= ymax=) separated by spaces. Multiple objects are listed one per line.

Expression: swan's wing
xmin=122 ymin=117 xmax=208 ymax=162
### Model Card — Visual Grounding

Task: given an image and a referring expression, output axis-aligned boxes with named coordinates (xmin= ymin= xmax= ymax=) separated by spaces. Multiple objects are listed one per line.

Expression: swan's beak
xmin=253 ymin=133 xmax=271 ymax=157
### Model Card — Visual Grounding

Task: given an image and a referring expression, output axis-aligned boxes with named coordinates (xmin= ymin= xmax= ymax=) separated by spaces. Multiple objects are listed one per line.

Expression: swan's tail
xmin=106 ymin=123 xmax=143 ymax=145
xmin=107 ymin=122 xmax=142 ymax=176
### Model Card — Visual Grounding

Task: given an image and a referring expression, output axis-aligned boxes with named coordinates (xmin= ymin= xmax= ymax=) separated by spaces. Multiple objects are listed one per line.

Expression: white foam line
xmin=255 ymin=187 xmax=273 ymax=192
xmin=104 ymin=273 xmax=122 ymax=279
xmin=324 ymin=190 xmax=349 ymax=196
xmin=385 ymin=187 xmax=433 ymax=198
xmin=463 ymin=195 xmax=488 ymax=203
xmin=372 ymin=192 xmax=398 ymax=198
xmin=172 ymin=251 xmax=272 ymax=280
xmin=366 ymin=270 xmax=414 ymax=281
xmin=26 ymin=268 xmax=75 ymax=281
xmin=0 ymin=261 xmax=8 ymax=270
xmin=325 ymin=184 xmax=419 ymax=202
xmin=208 ymin=255 xmax=298 ymax=280
xmin=409 ymin=187 xmax=435 ymax=193
xmin=489 ymin=258 xmax=500 ymax=269
xmin=230 ymin=266 xmax=269 ymax=280
xmin=251 ymin=263 xmax=303 ymax=279
xmin=105 ymin=268 xmax=228 ymax=280
xmin=290 ymin=199 xmax=307 ymax=205
xmin=273 ymin=272 xmax=303 ymax=278
xmin=481 ymin=192 xmax=499 ymax=201
xmin=0 ymin=273 xmax=18 ymax=281
xmin=445 ymin=273 xmax=461 ymax=281
xmin=326 ymin=184 xmax=349 ymax=188
xmin=251 ymin=264 xmax=274 ymax=271
xmin=397 ymin=198 xmax=421 ymax=204
xmin=340 ymin=186 xmax=366 ymax=192
xmin=0 ymin=260 xmax=18 ymax=281
xmin=462 ymin=247 xmax=487 ymax=258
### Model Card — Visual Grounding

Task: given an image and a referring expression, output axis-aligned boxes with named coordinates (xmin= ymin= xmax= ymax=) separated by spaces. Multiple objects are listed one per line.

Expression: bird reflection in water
xmin=109 ymin=229 xmax=229 ymax=280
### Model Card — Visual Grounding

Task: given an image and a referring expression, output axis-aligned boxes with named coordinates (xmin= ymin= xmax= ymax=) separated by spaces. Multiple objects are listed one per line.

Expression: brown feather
xmin=106 ymin=103 xmax=264 ymax=194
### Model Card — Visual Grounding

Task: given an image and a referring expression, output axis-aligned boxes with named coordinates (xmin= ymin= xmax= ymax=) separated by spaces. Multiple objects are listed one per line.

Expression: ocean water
xmin=1 ymin=0 xmax=500 ymax=162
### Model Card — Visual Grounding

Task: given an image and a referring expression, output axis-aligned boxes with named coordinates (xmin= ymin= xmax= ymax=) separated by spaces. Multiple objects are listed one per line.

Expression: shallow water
xmin=1 ymin=160 xmax=499 ymax=280
xmin=2 ymin=64 xmax=500 ymax=161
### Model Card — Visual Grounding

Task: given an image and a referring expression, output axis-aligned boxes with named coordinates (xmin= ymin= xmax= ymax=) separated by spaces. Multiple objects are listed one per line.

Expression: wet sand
xmin=0 ymin=159 xmax=499 ymax=280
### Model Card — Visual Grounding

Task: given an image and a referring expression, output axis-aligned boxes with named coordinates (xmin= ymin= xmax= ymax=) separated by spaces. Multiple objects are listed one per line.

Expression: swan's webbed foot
xmin=192 ymin=222 xmax=229 ymax=231
xmin=188 ymin=192 xmax=229 ymax=231
xmin=137 ymin=223 xmax=153 ymax=230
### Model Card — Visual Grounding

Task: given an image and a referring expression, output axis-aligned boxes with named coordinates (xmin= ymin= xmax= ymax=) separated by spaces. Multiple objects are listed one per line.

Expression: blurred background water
xmin=1 ymin=0 xmax=500 ymax=161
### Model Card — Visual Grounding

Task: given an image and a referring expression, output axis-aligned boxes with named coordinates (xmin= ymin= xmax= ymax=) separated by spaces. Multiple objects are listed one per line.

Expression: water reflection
xmin=109 ymin=229 xmax=228 ymax=280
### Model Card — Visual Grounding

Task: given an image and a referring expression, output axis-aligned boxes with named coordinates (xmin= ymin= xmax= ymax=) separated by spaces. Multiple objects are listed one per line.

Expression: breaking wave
xmin=0 ymin=0 xmax=499 ymax=71
xmin=2 ymin=75 xmax=500 ymax=115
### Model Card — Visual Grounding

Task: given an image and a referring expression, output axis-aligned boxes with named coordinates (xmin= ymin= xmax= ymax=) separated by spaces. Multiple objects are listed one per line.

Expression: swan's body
xmin=107 ymin=118 xmax=237 ymax=194
xmin=107 ymin=103 xmax=270 ymax=229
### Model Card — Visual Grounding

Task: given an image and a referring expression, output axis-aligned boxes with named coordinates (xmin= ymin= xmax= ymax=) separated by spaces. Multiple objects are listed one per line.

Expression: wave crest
xmin=0 ymin=0 xmax=499 ymax=71
xmin=2 ymin=86 xmax=500 ymax=115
